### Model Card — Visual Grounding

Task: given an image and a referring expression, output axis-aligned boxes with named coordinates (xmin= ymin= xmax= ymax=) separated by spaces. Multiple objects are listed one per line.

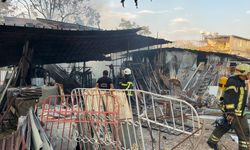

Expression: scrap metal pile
xmin=0 ymin=108 xmax=53 ymax=150
xmin=125 ymin=48 xmax=240 ymax=109
xmin=1 ymin=45 xmax=248 ymax=149
xmin=44 ymin=64 xmax=81 ymax=93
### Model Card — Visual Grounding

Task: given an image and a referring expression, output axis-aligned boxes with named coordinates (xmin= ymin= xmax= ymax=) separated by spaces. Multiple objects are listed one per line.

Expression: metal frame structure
xmin=37 ymin=88 xmax=202 ymax=149
xmin=71 ymin=88 xmax=202 ymax=150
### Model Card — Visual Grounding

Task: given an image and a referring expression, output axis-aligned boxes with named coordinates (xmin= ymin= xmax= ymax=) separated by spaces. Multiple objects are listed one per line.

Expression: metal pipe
xmin=183 ymin=63 xmax=203 ymax=91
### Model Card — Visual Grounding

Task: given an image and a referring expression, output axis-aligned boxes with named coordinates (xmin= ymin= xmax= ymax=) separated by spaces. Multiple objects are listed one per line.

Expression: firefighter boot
xmin=207 ymin=140 xmax=219 ymax=150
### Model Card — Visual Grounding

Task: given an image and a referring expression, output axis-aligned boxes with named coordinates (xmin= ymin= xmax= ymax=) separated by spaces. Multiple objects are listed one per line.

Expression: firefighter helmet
xmin=123 ymin=68 xmax=132 ymax=75
xmin=218 ymin=76 xmax=228 ymax=90
xmin=234 ymin=64 xmax=250 ymax=76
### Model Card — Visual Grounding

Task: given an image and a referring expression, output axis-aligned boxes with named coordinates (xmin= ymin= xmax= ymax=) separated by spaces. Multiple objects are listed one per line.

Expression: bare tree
xmin=0 ymin=0 xmax=16 ymax=22
xmin=119 ymin=18 xmax=151 ymax=35
xmin=14 ymin=0 xmax=100 ymax=27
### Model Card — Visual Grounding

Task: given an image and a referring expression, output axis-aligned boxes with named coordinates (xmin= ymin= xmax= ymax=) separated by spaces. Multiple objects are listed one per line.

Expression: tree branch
xmin=29 ymin=0 xmax=47 ymax=19
xmin=17 ymin=0 xmax=31 ymax=18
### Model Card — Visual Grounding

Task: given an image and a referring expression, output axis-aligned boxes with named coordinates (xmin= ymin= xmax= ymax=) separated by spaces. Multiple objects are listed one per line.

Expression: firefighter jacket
xmin=223 ymin=75 xmax=248 ymax=116
xmin=119 ymin=75 xmax=134 ymax=96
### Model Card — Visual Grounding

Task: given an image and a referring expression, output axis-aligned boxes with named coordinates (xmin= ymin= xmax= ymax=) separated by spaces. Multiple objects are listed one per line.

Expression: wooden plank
xmin=0 ymin=68 xmax=16 ymax=104
xmin=81 ymin=89 xmax=133 ymax=121
xmin=112 ymin=91 xmax=133 ymax=121
xmin=72 ymin=89 xmax=136 ymax=146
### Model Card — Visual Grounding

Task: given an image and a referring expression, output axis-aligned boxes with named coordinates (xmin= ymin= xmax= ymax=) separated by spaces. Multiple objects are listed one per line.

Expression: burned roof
xmin=0 ymin=21 xmax=168 ymax=67
xmin=128 ymin=47 xmax=249 ymax=61
xmin=4 ymin=17 xmax=99 ymax=30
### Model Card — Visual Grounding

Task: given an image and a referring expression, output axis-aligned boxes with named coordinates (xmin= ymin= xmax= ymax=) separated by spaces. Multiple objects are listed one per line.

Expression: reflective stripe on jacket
xmin=223 ymin=76 xmax=248 ymax=116
xmin=120 ymin=81 xmax=133 ymax=96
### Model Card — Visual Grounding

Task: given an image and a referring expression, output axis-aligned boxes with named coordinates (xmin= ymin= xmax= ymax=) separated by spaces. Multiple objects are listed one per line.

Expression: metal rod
xmin=171 ymin=127 xmax=202 ymax=150
xmin=183 ymin=63 xmax=203 ymax=91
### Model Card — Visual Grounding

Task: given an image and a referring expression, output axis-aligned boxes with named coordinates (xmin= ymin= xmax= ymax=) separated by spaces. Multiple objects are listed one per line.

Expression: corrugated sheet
xmin=0 ymin=23 xmax=168 ymax=67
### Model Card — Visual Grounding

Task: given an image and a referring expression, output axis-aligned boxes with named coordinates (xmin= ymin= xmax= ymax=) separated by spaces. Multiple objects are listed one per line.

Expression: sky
xmin=90 ymin=0 xmax=250 ymax=41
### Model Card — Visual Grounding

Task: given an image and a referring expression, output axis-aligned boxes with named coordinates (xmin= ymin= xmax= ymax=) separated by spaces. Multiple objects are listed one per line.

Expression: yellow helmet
xmin=218 ymin=76 xmax=228 ymax=90
xmin=234 ymin=64 xmax=250 ymax=76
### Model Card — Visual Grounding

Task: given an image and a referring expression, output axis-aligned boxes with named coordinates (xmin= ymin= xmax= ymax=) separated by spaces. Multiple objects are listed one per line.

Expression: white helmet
xmin=123 ymin=68 xmax=132 ymax=75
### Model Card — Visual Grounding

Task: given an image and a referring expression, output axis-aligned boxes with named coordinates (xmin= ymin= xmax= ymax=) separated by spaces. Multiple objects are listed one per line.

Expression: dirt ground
xmin=141 ymin=119 xmax=239 ymax=150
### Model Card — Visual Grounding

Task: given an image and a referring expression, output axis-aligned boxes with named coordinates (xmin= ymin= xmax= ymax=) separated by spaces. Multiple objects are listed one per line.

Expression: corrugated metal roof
xmin=4 ymin=17 xmax=98 ymax=31
xmin=0 ymin=19 xmax=168 ymax=67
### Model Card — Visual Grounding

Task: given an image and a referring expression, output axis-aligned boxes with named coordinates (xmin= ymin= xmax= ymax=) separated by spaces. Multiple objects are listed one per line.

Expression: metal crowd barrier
xmin=38 ymin=88 xmax=201 ymax=150
xmin=39 ymin=92 xmax=120 ymax=150
xmin=71 ymin=88 xmax=201 ymax=150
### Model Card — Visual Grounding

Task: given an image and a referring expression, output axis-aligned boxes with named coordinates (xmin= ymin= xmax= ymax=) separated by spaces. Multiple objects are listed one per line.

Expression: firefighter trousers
xmin=208 ymin=115 xmax=250 ymax=150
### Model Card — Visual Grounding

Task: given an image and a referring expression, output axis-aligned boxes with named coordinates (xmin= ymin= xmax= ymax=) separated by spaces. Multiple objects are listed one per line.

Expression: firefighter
xmin=207 ymin=63 xmax=250 ymax=150
xmin=119 ymin=68 xmax=134 ymax=95
xmin=119 ymin=68 xmax=136 ymax=105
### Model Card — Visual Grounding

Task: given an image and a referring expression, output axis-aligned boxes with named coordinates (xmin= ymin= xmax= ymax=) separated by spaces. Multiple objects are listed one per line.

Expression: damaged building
xmin=0 ymin=17 xmax=250 ymax=150
xmin=123 ymin=47 xmax=248 ymax=107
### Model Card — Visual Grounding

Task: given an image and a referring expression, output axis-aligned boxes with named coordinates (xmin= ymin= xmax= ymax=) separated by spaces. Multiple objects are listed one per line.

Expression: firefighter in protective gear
xmin=119 ymin=68 xmax=134 ymax=96
xmin=207 ymin=64 xmax=250 ymax=150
